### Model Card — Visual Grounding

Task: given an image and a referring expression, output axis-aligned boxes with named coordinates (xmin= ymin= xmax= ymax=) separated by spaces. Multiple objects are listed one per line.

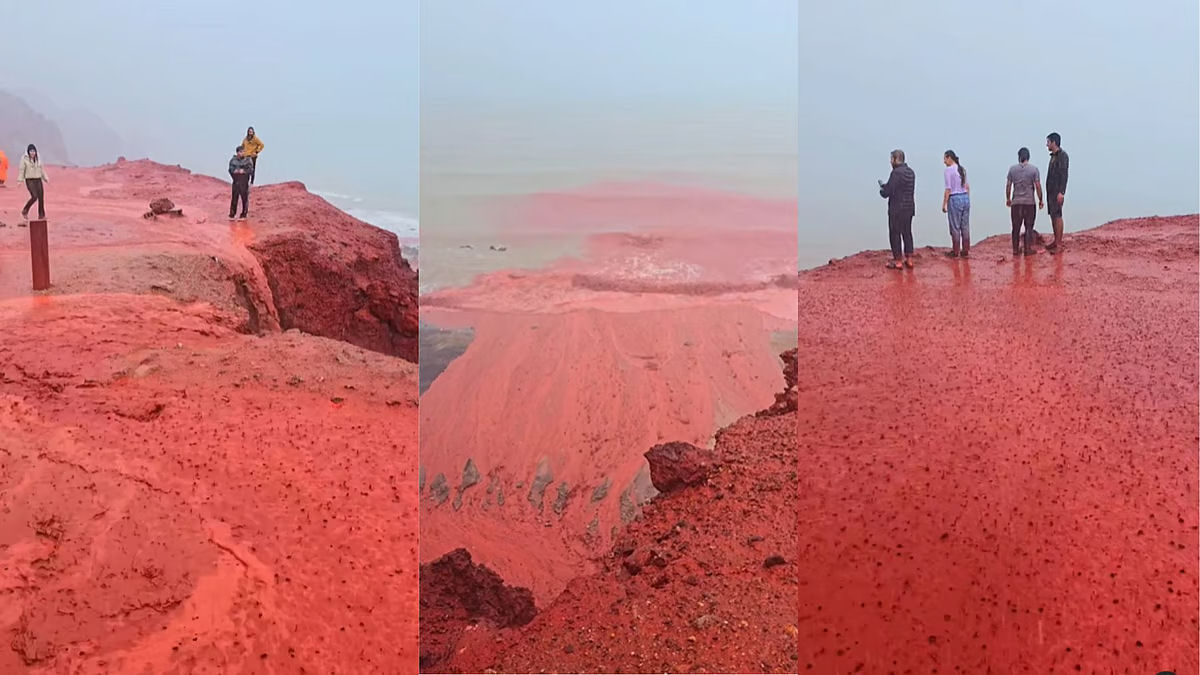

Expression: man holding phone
xmin=878 ymin=149 xmax=916 ymax=269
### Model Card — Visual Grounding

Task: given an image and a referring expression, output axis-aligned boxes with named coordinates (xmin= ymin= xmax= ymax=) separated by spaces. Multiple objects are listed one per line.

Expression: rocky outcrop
xmin=245 ymin=183 xmax=418 ymax=362
xmin=419 ymin=548 xmax=537 ymax=672
xmin=77 ymin=160 xmax=419 ymax=362
xmin=644 ymin=441 xmax=718 ymax=494
xmin=760 ymin=348 xmax=797 ymax=416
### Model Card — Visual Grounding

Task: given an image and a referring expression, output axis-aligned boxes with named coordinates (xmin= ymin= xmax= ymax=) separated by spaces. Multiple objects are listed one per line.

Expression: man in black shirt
xmin=1045 ymin=132 xmax=1069 ymax=252
xmin=878 ymin=149 xmax=916 ymax=269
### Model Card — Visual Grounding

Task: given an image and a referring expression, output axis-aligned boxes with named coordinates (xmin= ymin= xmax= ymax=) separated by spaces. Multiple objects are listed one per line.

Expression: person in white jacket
xmin=18 ymin=144 xmax=48 ymax=221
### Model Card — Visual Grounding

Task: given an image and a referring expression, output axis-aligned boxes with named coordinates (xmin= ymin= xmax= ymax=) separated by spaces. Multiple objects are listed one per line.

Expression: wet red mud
xmin=796 ymin=216 xmax=1199 ymax=673
xmin=0 ymin=162 xmax=418 ymax=673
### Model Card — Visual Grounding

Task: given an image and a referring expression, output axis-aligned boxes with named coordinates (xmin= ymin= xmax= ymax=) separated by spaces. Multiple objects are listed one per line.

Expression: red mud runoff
xmin=796 ymin=215 xmax=1199 ymax=673
xmin=0 ymin=161 xmax=419 ymax=673
xmin=418 ymin=183 xmax=797 ymax=672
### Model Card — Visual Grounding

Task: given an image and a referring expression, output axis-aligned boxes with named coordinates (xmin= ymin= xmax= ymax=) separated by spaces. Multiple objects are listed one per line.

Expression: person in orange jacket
xmin=241 ymin=126 xmax=264 ymax=184
xmin=0 ymin=149 xmax=8 ymax=187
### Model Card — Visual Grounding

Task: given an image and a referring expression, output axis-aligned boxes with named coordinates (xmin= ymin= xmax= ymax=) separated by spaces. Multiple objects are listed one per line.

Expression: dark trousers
xmin=250 ymin=156 xmax=257 ymax=184
xmin=1010 ymin=204 xmax=1036 ymax=251
xmin=23 ymin=178 xmax=45 ymax=219
xmin=230 ymin=180 xmax=249 ymax=217
xmin=888 ymin=211 xmax=914 ymax=259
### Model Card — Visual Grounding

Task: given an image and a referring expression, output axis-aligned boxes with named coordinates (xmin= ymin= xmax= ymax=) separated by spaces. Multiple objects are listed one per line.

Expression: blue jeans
xmin=947 ymin=192 xmax=970 ymax=251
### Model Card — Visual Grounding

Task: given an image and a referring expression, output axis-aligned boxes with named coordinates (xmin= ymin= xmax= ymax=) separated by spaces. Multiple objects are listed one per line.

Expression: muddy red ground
xmin=423 ymin=351 xmax=799 ymax=674
xmin=796 ymin=216 xmax=1200 ymax=673
xmin=0 ymin=162 xmax=419 ymax=673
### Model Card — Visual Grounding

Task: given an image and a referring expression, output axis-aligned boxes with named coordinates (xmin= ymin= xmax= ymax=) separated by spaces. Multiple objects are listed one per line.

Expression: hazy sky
xmin=3 ymin=0 xmax=417 ymax=214
xmin=421 ymin=0 xmax=799 ymax=200
xmin=800 ymin=0 xmax=1199 ymax=267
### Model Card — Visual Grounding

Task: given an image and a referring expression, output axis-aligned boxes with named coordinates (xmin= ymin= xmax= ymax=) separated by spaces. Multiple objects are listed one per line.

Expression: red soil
xmin=795 ymin=215 xmax=1199 ymax=673
xmin=419 ymin=183 xmax=796 ymax=605
xmin=425 ymin=350 xmax=799 ymax=674
xmin=0 ymin=159 xmax=418 ymax=360
xmin=0 ymin=162 xmax=419 ymax=673
xmin=419 ymin=548 xmax=536 ymax=671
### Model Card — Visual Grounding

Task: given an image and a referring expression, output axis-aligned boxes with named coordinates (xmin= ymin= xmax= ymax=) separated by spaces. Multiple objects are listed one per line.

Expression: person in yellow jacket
xmin=18 ymin=144 xmax=48 ymax=220
xmin=0 ymin=149 xmax=8 ymax=187
xmin=241 ymin=126 xmax=264 ymax=184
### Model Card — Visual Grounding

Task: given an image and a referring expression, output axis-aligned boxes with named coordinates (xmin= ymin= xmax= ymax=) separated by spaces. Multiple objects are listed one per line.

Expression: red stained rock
xmin=418 ymin=549 xmax=536 ymax=672
xmin=645 ymin=441 xmax=718 ymax=493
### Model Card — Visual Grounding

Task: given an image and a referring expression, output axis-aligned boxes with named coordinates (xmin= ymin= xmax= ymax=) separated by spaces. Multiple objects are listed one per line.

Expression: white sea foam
xmin=313 ymin=189 xmax=419 ymax=240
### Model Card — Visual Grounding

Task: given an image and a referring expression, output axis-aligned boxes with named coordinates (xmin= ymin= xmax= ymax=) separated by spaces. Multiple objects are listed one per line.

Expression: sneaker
xmin=238 ymin=214 xmax=248 ymax=220
xmin=228 ymin=214 xmax=236 ymax=221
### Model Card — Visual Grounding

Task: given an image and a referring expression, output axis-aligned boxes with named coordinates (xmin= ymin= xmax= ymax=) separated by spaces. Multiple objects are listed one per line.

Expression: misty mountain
xmin=0 ymin=90 xmax=71 ymax=164
xmin=4 ymin=88 xmax=132 ymax=166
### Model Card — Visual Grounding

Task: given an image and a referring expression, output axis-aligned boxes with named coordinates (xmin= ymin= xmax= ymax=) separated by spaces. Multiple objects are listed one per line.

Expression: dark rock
xmin=149 ymin=197 xmax=175 ymax=214
xmin=644 ymin=441 xmax=718 ymax=493
xmin=461 ymin=459 xmax=480 ymax=489
xmin=760 ymin=348 xmax=797 ymax=416
xmin=527 ymin=458 xmax=553 ymax=511
xmin=591 ymin=477 xmax=612 ymax=502
xmin=552 ymin=482 xmax=571 ymax=515
xmin=428 ymin=473 xmax=449 ymax=506
xmin=420 ymin=548 xmax=536 ymax=629
xmin=763 ymin=554 xmax=787 ymax=569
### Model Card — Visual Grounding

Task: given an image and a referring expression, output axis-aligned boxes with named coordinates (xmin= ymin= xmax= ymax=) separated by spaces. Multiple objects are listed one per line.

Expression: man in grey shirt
xmin=1006 ymin=147 xmax=1044 ymax=255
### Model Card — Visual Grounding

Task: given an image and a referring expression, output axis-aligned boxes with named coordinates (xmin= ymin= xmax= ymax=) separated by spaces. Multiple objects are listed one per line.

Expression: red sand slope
xmin=419 ymin=183 xmax=797 ymax=605
xmin=795 ymin=215 xmax=1199 ymax=673
xmin=420 ymin=304 xmax=787 ymax=602
xmin=424 ymin=351 xmax=799 ymax=674
xmin=0 ymin=161 xmax=419 ymax=673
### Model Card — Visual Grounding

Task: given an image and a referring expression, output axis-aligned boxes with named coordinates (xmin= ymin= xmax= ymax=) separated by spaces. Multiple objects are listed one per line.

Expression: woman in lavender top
xmin=941 ymin=150 xmax=970 ymax=258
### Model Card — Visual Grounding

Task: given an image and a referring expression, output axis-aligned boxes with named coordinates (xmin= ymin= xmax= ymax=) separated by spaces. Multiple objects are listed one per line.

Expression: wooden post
xmin=29 ymin=219 xmax=50 ymax=291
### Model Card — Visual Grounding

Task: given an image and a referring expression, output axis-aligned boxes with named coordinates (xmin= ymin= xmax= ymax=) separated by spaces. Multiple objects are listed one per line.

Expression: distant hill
xmin=7 ymin=87 xmax=130 ymax=166
xmin=0 ymin=90 xmax=71 ymax=164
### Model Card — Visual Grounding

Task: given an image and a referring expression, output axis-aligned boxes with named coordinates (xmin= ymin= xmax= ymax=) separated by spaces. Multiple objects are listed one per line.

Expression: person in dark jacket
xmin=1045 ymin=132 xmax=1069 ymax=252
xmin=228 ymin=145 xmax=254 ymax=220
xmin=878 ymin=149 xmax=916 ymax=269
